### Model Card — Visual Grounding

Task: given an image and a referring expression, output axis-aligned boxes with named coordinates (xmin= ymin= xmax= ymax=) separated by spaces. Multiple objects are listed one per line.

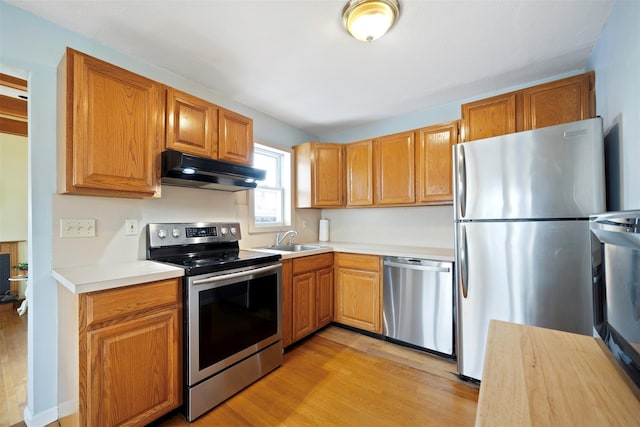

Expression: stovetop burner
xmin=147 ymin=222 xmax=280 ymax=276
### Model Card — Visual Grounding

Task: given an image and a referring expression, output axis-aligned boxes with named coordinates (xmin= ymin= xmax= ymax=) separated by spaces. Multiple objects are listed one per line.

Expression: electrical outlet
xmin=125 ymin=219 xmax=138 ymax=236
xmin=60 ymin=219 xmax=96 ymax=238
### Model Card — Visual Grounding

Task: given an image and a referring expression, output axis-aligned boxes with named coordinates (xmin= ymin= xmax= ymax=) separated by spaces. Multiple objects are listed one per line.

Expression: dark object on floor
xmin=1 ymin=289 xmax=18 ymax=303
xmin=0 ymin=253 xmax=9 ymax=295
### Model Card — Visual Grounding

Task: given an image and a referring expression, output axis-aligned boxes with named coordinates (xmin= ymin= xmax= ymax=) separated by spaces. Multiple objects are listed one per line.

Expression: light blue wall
xmin=318 ymin=70 xmax=589 ymax=143
xmin=0 ymin=2 xmax=314 ymax=424
xmin=589 ymin=0 xmax=640 ymax=211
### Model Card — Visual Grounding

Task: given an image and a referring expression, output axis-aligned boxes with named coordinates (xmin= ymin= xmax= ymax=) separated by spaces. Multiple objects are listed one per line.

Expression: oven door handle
xmin=192 ymin=263 xmax=281 ymax=285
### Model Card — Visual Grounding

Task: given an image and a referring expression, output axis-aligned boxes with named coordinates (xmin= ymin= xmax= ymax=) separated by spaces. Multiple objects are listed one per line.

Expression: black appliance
xmin=161 ymin=150 xmax=266 ymax=191
xmin=147 ymin=222 xmax=282 ymax=421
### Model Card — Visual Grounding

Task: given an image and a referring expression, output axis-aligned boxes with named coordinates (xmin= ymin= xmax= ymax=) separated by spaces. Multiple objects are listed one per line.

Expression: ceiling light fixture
xmin=342 ymin=0 xmax=400 ymax=42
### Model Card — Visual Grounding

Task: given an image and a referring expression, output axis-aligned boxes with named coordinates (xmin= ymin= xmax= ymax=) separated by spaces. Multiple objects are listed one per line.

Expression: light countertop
xmin=53 ymin=261 xmax=184 ymax=294
xmin=53 ymin=243 xmax=453 ymax=294
xmin=249 ymin=242 xmax=454 ymax=262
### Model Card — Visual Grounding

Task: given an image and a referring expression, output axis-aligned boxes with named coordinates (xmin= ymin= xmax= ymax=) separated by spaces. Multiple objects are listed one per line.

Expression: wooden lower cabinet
xmin=282 ymin=253 xmax=334 ymax=347
xmin=333 ymin=253 xmax=382 ymax=333
xmin=281 ymin=259 xmax=293 ymax=347
xmin=58 ymin=278 xmax=182 ymax=427
xmin=315 ymin=268 xmax=334 ymax=329
xmin=292 ymin=272 xmax=316 ymax=341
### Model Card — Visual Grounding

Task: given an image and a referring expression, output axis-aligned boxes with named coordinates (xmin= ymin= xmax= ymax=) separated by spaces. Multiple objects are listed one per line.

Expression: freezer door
xmin=453 ymin=118 xmax=605 ymax=221
xmin=455 ymin=220 xmax=594 ymax=381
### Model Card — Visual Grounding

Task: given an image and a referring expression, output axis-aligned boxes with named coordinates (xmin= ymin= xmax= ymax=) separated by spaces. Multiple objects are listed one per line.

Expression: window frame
xmin=248 ymin=141 xmax=293 ymax=234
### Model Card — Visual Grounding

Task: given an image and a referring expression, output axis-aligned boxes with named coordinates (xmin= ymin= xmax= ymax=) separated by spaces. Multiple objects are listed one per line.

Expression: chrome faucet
xmin=275 ymin=230 xmax=297 ymax=246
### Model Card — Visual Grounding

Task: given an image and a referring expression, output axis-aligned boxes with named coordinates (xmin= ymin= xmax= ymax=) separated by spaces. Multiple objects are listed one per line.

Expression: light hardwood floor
xmin=0 ymin=307 xmax=27 ymax=427
xmin=157 ymin=326 xmax=479 ymax=426
xmin=0 ymin=314 xmax=479 ymax=427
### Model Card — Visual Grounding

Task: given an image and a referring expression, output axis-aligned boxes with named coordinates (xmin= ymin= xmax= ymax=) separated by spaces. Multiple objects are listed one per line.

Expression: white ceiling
xmin=6 ymin=0 xmax=615 ymax=137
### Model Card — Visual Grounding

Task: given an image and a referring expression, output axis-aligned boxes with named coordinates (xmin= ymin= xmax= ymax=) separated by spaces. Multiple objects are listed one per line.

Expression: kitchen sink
xmin=264 ymin=244 xmax=327 ymax=252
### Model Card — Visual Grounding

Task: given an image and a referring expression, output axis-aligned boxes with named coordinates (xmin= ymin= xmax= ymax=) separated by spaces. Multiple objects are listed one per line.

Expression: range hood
xmin=161 ymin=150 xmax=266 ymax=192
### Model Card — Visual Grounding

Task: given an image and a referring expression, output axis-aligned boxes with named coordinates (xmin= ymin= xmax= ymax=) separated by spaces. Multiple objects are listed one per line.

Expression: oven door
xmin=590 ymin=211 xmax=640 ymax=388
xmin=187 ymin=262 xmax=282 ymax=386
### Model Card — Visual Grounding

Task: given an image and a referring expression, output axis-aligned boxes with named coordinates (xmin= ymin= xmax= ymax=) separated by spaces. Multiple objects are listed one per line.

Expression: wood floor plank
xmin=157 ymin=326 xmax=478 ymax=426
xmin=0 ymin=310 xmax=27 ymax=427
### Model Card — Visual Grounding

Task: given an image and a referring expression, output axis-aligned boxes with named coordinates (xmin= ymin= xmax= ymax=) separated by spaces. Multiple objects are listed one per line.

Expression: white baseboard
xmin=23 ymin=405 xmax=58 ymax=427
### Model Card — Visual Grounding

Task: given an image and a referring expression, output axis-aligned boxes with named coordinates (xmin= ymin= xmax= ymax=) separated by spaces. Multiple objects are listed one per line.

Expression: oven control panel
xmin=147 ymin=222 xmax=241 ymax=247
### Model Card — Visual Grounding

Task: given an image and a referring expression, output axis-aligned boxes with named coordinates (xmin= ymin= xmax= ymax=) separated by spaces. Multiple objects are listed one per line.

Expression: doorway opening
xmin=0 ymin=72 xmax=29 ymax=425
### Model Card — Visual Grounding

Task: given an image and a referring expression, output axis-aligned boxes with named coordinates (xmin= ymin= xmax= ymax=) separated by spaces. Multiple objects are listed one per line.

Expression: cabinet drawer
xmin=334 ymin=253 xmax=380 ymax=271
xmin=292 ymin=253 xmax=333 ymax=275
xmin=83 ymin=278 xmax=181 ymax=327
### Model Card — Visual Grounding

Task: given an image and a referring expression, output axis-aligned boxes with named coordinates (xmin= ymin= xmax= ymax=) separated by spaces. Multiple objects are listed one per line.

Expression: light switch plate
xmin=125 ymin=219 xmax=138 ymax=236
xmin=60 ymin=219 xmax=96 ymax=238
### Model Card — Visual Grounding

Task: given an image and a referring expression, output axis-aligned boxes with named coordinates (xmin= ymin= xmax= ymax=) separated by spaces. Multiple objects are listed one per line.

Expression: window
xmin=250 ymin=143 xmax=292 ymax=232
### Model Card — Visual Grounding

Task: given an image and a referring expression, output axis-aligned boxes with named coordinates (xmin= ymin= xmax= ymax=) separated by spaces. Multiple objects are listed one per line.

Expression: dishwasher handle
xmin=383 ymin=260 xmax=451 ymax=273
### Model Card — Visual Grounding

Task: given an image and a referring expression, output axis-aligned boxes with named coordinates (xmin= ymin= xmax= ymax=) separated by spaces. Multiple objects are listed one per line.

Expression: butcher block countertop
xmin=476 ymin=320 xmax=640 ymax=426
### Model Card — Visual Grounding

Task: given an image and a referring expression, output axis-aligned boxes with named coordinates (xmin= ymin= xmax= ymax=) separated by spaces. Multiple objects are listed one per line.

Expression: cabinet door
xmin=334 ymin=267 xmax=381 ymax=333
xmin=523 ymin=72 xmax=594 ymax=130
xmin=166 ymin=88 xmax=218 ymax=158
xmin=60 ymin=48 xmax=164 ymax=198
xmin=346 ymin=139 xmax=374 ymax=206
xmin=316 ymin=267 xmax=334 ymax=329
xmin=218 ymin=108 xmax=253 ymax=165
xmin=292 ymin=272 xmax=316 ymax=341
xmin=375 ymin=131 xmax=415 ymax=205
xmin=461 ymin=93 xmax=516 ymax=142
xmin=312 ymin=143 xmax=344 ymax=207
xmin=416 ymin=121 xmax=458 ymax=204
xmin=281 ymin=259 xmax=293 ymax=347
xmin=86 ymin=309 xmax=181 ymax=426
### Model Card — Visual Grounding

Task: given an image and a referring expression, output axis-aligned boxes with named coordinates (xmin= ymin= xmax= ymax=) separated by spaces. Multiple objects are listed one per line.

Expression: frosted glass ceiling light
xmin=342 ymin=0 xmax=400 ymax=42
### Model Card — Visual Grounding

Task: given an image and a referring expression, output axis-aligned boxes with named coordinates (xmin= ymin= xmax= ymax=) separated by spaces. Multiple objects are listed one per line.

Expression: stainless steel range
xmin=147 ymin=222 xmax=283 ymax=422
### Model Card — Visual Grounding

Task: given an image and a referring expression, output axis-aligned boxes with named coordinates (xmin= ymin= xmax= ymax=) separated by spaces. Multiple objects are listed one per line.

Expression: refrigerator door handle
xmin=456 ymin=144 xmax=467 ymax=218
xmin=460 ymin=224 xmax=469 ymax=298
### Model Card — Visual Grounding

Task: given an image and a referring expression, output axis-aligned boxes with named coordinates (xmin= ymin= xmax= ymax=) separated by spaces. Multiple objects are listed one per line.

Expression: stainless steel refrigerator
xmin=453 ymin=118 xmax=605 ymax=381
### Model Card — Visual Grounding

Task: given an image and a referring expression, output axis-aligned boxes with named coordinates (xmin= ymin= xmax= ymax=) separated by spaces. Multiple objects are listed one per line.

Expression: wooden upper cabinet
xmin=522 ymin=72 xmax=595 ymax=130
xmin=218 ymin=108 xmax=253 ymax=165
xmin=166 ymin=88 xmax=218 ymax=158
xmin=462 ymin=72 xmax=596 ymax=142
xmin=346 ymin=139 xmax=374 ymax=207
xmin=461 ymin=93 xmax=516 ymax=142
xmin=374 ymin=131 xmax=415 ymax=205
xmin=58 ymin=48 xmax=164 ymax=198
xmin=294 ymin=142 xmax=344 ymax=208
xmin=416 ymin=121 xmax=458 ymax=204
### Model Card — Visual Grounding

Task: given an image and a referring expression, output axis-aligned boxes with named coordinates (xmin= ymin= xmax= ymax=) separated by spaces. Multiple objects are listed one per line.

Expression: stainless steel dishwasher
xmin=383 ymin=256 xmax=454 ymax=357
